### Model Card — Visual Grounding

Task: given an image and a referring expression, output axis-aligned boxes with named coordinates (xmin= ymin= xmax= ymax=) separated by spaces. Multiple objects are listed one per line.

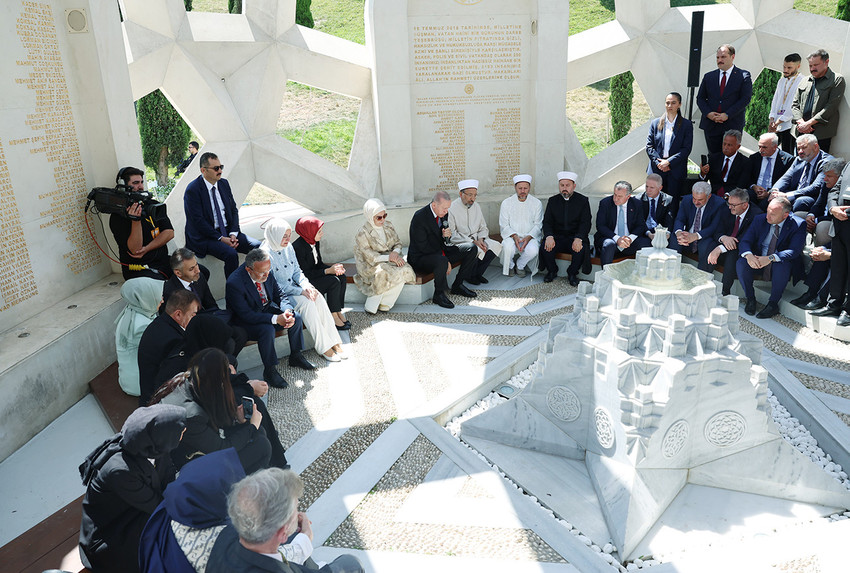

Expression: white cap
xmin=458 ymin=179 xmax=479 ymax=191
xmin=557 ymin=171 xmax=578 ymax=183
xmin=513 ymin=174 xmax=532 ymax=185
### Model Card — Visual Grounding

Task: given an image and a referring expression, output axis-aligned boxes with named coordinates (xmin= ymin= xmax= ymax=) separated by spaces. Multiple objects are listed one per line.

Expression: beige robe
xmin=353 ymin=220 xmax=416 ymax=296
xmin=447 ymin=198 xmax=502 ymax=259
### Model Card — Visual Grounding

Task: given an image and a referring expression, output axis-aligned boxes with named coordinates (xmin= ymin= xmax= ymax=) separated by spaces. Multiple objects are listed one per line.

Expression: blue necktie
xmin=617 ymin=205 xmax=626 ymax=236
xmin=760 ymin=157 xmax=773 ymax=189
xmin=211 ymin=186 xmax=227 ymax=235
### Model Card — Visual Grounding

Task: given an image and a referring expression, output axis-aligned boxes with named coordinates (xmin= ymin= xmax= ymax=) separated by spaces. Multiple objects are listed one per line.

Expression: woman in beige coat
xmin=354 ymin=199 xmax=416 ymax=313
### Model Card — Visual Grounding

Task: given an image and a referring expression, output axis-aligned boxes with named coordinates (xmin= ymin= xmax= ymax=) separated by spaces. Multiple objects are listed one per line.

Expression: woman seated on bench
xmin=353 ymin=198 xmax=416 ymax=313
xmin=293 ymin=216 xmax=350 ymax=330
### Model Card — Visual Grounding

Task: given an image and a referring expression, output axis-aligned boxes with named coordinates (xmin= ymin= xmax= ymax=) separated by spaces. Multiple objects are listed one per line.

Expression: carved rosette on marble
xmin=661 ymin=420 xmax=689 ymax=459
xmin=704 ymin=411 xmax=747 ymax=448
xmin=546 ymin=386 xmax=581 ymax=422
xmin=594 ymin=407 xmax=615 ymax=449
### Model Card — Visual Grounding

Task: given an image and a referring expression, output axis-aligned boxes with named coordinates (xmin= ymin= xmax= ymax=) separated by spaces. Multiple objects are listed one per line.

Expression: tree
xmin=137 ymin=90 xmax=191 ymax=188
xmin=184 ymin=0 xmax=192 ymax=11
xmin=296 ymin=0 xmax=314 ymax=28
xmin=609 ymin=71 xmax=634 ymax=143
xmin=837 ymin=0 xmax=850 ymax=20
xmin=228 ymin=0 xmax=242 ymax=14
xmin=744 ymin=69 xmax=780 ymax=139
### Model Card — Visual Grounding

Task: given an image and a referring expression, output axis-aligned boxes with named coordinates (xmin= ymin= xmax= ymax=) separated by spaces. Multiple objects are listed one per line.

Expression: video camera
xmin=85 ymin=167 xmax=166 ymax=221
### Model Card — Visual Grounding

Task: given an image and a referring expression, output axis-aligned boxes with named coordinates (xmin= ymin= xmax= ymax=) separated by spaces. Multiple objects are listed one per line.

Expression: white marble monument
xmin=460 ymin=242 xmax=850 ymax=558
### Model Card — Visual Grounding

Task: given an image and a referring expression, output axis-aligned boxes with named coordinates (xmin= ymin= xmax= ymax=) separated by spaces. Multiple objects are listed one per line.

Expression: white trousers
xmin=501 ymin=238 xmax=539 ymax=275
xmin=364 ymin=282 xmax=404 ymax=314
xmin=293 ymin=293 xmax=342 ymax=354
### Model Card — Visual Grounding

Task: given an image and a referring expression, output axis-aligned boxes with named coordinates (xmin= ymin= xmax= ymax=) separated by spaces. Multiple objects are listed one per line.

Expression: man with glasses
xmin=745 ymin=133 xmax=793 ymax=210
xmin=447 ymin=179 xmax=501 ymax=285
xmin=184 ymin=152 xmax=260 ymax=277
xmin=707 ymin=188 xmax=762 ymax=296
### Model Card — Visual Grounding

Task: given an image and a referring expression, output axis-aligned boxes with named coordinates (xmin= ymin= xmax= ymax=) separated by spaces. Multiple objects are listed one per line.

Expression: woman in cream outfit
xmin=353 ymin=199 xmax=416 ymax=313
xmin=262 ymin=218 xmax=347 ymax=363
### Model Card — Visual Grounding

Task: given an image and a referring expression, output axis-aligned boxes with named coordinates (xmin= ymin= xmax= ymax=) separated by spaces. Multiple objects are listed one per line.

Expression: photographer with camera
xmin=108 ymin=167 xmax=174 ymax=280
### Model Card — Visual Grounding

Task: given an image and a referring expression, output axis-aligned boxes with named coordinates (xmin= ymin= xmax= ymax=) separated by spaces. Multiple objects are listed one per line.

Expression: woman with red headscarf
xmin=292 ymin=216 xmax=349 ymax=330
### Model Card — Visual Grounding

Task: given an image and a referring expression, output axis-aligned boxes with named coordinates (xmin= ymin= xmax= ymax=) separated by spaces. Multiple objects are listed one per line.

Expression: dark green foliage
xmin=137 ymin=90 xmax=190 ymax=187
xmin=744 ymin=69 xmax=780 ymax=139
xmin=183 ymin=0 xmax=192 ymax=11
xmin=228 ymin=0 xmax=242 ymax=14
xmin=609 ymin=71 xmax=634 ymax=142
xmin=837 ymin=0 xmax=850 ymax=20
xmin=296 ymin=0 xmax=314 ymax=28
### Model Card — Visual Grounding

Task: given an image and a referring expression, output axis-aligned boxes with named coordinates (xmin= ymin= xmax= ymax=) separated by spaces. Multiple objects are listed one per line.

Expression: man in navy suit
xmin=670 ymin=181 xmax=726 ymax=271
xmin=594 ymin=181 xmax=650 ymax=267
xmin=736 ymin=197 xmax=807 ymax=318
xmin=769 ymin=134 xmax=834 ymax=213
xmin=707 ymin=188 xmax=762 ymax=296
xmin=408 ymin=190 xmax=478 ymax=309
xmin=226 ymin=249 xmax=315 ymax=389
xmin=696 ymin=44 xmax=753 ymax=154
xmin=637 ymin=174 xmax=674 ymax=240
xmin=745 ymin=133 xmax=794 ymax=209
xmin=184 ymin=152 xmax=260 ymax=277
xmin=698 ymin=130 xmax=750 ymax=197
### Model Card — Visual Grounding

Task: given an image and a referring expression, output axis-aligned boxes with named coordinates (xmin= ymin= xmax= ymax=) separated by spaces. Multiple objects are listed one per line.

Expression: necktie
xmin=764 ymin=224 xmax=779 ymax=281
xmin=760 ymin=157 xmax=773 ymax=189
xmin=648 ymin=198 xmax=657 ymax=228
xmin=691 ymin=207 xmax=702 ymax=252
xmin=800 ymin=163 xmax=811 ymax=188
xmin=189 ymin=281 xmax=200 ymax=296
xmin=717 ymin=71 xmax=727 ymax=111
xmin=721 ymin=157 xmax=730 ymax=181
xmin=617 ymin=205 xmax=626 ymax=237
xmin=256 ymin=281 xmax=267 ymax=305
xmin=731 ymin=215 xmax=741 ymax=238
xmin=211 ymin=186 xmax=227 ymax=235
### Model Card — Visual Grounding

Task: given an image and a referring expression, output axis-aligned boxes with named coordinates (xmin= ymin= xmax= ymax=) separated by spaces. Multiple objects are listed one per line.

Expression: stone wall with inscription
xmin=0 ymin=0 xmax=139 ymax=332
xmin=368 ymin=0 xmax=569 ymax=205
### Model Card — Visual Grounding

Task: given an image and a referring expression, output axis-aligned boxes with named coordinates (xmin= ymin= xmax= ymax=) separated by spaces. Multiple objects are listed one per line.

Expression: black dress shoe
xmin=804 ymin=298 xmax=826 ymax=311
xmin=744 ymin=298 xmax=757 ymax=316
xmin=335 ymin=322 xmax=351 ymax=331
xmin=477 ymin=275 xmax=489 ymax=284
xmin=790 ymin=292 xmax=817 ymax=308
xmin=466 ymin=276 xmax=481 ymax=285
xmin=568 ymin=275 xmax=580 ymax=287
xmin=264 ymin=369 xmax=289 ymax=389
xmin=810 ymin=305 xmax=842 ymax=317
xmin=756 ymin=301 xmax=780 ymax=319
xmin=289 ymin=352 xmax=316 ymax=370
xmin=837 ymin=311 xmax=850 ymax=327
xmin=451 ymin=284 xmax=477 ymax=297
xmin=544 ymin=272 xmax=556 ymax=283
xmin=432 ymin=292 xmax=455 ymax=309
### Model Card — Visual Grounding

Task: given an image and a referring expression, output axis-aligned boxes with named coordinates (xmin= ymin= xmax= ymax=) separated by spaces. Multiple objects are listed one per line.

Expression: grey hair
xmin=760 ymin=132 xmax=779 ymax=147
xmin=823 ymin=158 xmax=846 ymax=176
xmin=170 ymin=247 xmax=196 ymax=271
xmin=613 ymin=180 xmax=632 ymax=194
xmin=432 ymin=190 xmax=452 ymax=204
xmin=646 ymin=173 xmax=663 ymax=186
xmin=723 ymin=129 xmax=742 ymax=144
xmin=770 ymin=196 xmax=793 ymax=214
xmin=797 ymin=133 xmax=818 ymax=146
xmin=727 ymin=188 xmax=749 ymax=203
xmin=808 ymin=48 xmax=829 ymax=61
xmin=227 ymin=468 xmax=304 ymax=545
xmin=245 ymin=248 xmax=270 ymax=268
xmin=692 ymin=181 xmax=711 ymax=196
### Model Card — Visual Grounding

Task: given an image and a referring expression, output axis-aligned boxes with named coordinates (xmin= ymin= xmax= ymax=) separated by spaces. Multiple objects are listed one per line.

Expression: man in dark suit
xmin=637 ymin=174 xmax=674 ymax=240
xmin=792 ymin=49 xmax=845 ymax=153
xmin=184 ymin=152 xmax=260 ymax=277
xmin=737 ymin=197 xmax=807 ymax=318
xmin=541 ymin=171 xmax=592 ymax=285
xmin=696 ymin=44 xmax=753 ymax=153
xmin=670 ymin=181 xmax=726 ymax=271
xmin=594 ymin=181 xmax=650 ymax=266
xmin=408 ymin=191 xmax=478 ymax=309
xmin=707 ymin=188 xmax=763 ymax=296
xmin=137 ymin=289 xmax=200 ymax=406
xmin=811 ymin=161 xmax=850 ymax=326
xmin=746 ymin=132 xmax=794 ymax=209
xmin=207 ymin=468 xmax=364 ymax=573
xmin=698 ymin=130 xmax=750 ymax=197
xmin=226 ymin=249 xmax=315 ymax=389
xmin=163 ymin=247 xmax=248 ymax=355
xmin=770 ymin=134 xmax=834 ymax=213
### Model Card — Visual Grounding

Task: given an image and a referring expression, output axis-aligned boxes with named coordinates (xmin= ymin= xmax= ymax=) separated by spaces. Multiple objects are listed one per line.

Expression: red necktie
xmin=719 ymin=71 xmax=727 ymax=98
xmin=721 ymin=157 xmax=730 ymax=180
xmin=255 ymin=281 xmax=267 ymax=305
xmin=731 ymin=215 xmax=740 ymax=238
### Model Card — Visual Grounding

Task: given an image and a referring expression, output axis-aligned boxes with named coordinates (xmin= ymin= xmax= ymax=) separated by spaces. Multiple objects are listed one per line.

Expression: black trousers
xmin=311 ymin=273 xmax=347 ymax=313
xmin=540 ymin=235 xmax=586 ymax=277
xmin=411 ymin=244 xmax=477 ymax=292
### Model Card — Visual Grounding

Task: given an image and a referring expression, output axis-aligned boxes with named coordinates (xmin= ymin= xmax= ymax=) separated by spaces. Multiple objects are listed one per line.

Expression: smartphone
xmin=700 ymin=154 xmax=708 ymax=166
xmin=242 ymin=396 xmax=255 ymax=421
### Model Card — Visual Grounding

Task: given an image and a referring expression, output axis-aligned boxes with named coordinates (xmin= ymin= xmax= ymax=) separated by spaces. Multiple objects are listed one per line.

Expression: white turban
xmin=458 ymin=179 xmax=479 ymax=191
xmin=557 ymin=171 xmax=578 ymax=183
xmin=513 ymin=174 xmax=532 ymax=185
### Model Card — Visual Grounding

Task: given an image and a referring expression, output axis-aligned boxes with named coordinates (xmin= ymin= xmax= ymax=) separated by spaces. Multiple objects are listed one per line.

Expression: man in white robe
xmin=448 ymin=179 xmax=502 ymax=285
xmin=499 ymin=174 xmax=543 ymax=277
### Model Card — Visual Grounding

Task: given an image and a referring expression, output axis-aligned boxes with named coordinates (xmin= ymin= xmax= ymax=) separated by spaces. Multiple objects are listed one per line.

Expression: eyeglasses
xmin=374 ymin=214 xmax=387 ymax=221
xmin=205 ymin=165 xmax=224 ymax=172
xmin=727 ymin=201 xmax=745 ymax=207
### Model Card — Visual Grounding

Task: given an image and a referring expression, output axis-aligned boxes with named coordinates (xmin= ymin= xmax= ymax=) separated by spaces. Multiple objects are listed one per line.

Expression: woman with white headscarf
xmin=262 ymin=218 xmax=346 ymax=362
xmin=115 ymin=277 xmax=165 ymax=396
xmin=353 ymin=199 xmax=416 ymax=313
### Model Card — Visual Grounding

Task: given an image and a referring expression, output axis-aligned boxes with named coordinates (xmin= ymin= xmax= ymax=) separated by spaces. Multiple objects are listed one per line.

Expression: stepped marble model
xmin=461 ymin=233 xmax=850 ymax=558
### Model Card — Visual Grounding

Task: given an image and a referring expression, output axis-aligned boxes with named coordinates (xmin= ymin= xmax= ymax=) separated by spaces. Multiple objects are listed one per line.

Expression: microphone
xmin=441 ymin=218 xmax=451 ymax=246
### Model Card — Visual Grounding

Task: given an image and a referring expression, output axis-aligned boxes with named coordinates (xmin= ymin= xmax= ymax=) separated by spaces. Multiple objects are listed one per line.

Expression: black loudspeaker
xmin=687 ymin=11 xmax=705 ymax=87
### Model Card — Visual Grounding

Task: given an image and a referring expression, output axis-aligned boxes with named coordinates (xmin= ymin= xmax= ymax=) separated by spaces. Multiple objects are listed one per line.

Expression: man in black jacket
xmin=408 ymin=191 xmax=477 ymax=309
xmin=137 ymin=289 xmax=199 ymax=406
xmin=706 ymin=188 xmax=762 ymax=296
xmin=541 ymin=171 xmax=591 ymax=285
xmin=637 ymin=173 xmax=674 ymax=240
xmin=698 ymin=130 xmax=750 ymax=197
